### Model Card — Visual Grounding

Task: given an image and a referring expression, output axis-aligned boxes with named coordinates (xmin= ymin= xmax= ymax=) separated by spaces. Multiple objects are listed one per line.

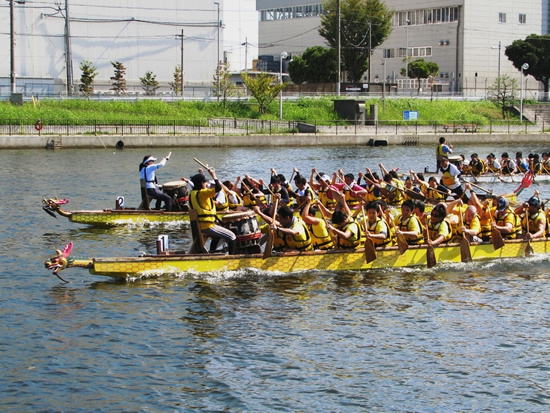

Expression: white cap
xmin=144 ymin=156 xmax=157 ymax=163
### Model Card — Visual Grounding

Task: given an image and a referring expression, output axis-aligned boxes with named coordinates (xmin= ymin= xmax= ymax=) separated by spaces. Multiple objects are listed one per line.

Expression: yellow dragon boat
xmin=42 ymin=197 xmax=192 ymax=227
xmin=44 ymin=238 xmax=549 ymax=281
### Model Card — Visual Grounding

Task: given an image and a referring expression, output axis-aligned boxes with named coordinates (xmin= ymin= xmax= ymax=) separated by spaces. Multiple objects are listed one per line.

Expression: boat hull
xmin=68 ymin=209 xmax=190 ymax=226
xmin=424 ymin=173 xmax=550 ymax=184
xmin=83 ymin=239 xmax=550 ymax=278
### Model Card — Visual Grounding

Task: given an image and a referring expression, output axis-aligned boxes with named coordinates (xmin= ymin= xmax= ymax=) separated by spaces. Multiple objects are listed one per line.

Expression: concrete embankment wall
xmin=1 ymin=133 xmax=550 ymax=149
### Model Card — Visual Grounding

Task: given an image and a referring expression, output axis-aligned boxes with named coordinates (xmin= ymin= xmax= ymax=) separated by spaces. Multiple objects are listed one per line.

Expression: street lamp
xmin=279 ymin=51 xmax=287 ymax=120
xmin=520 ymin=63 xmax=529 ymax=124
xmin=405 ymin=19 xmax=410 ymax=95
xmin=214 ymin=1 xmax=220 ymax=100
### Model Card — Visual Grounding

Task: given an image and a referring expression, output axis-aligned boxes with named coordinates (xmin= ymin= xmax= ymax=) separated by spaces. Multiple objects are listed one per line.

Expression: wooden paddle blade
xmin=263 ymin=199 xmax=279 ymax=259
xmin=525 ymin=240 xmax=534 ymax=257
xmin=397 ymin=233 xmax=409 ymax=254
xmin=460 ymin=236 xmax=472 ymax=263
xmin=405 ymin=188 xmax=426 ymax=201
xmin=491 ymin=228 xmax=505 ymax=251
xmin=263 ymin=231 xmax=274 ymax=259
xmin=427 ymin=245 xmax=437 ymax=268
xmin=365 ymin=237 xmax=377 ymax=264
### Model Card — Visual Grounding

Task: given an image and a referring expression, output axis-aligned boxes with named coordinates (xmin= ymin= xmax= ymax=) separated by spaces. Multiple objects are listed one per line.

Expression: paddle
xmin=382 ymin=204 xmax=408 ymax=254
xmin=425 ymin=223 xmax=437 ymax=268
xmin=263 ymin=198 xmax=279 ymax=259
xmin=489 ymin=205 xmax=505 ymax=251
xmin=459 ymin=209 xmax=472 ymax=263
xmin=525 ymin=212 xmax=534 ymax=256
xmin=466 ymin=180 xmax=493 ymax=196
xmin=361 ymin=205 xmax=377 ymax=263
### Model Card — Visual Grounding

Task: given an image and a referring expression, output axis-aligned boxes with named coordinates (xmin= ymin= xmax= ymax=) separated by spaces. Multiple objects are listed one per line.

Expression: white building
xmin=0 ymin=0 xmax=258 ymax=97
xmin=256 ymin=0 xmax=545 ymax=95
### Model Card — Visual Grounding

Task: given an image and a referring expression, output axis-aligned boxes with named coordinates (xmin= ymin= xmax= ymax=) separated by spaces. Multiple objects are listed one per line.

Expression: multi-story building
xmin=0 ymin=0 xmax=247 ymax=96
xmin=257 ymin=0 xmax=544 ymax=95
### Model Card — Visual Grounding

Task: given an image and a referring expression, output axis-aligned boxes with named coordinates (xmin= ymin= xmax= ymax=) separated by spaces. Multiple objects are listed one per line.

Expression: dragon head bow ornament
xmin=42 ymin=197 xmax=70 ymax=218
xmin=45 ymin=242 xmax=93 ymax=283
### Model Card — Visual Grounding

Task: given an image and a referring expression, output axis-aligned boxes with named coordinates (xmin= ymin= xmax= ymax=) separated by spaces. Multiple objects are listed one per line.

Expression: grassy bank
xmin=0 ymin=97 xmax=509 ymax=125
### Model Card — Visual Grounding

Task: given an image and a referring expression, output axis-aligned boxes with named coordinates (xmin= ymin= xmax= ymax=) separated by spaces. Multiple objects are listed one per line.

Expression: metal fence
xmin=0 ymin=118 xmax=546 ymax=137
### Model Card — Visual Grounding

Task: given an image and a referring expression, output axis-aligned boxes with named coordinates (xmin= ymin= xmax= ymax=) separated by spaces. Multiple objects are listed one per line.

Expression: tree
xmin=400 ymin=58 xmax=439 ymax=95
xmin=140 ymin=71 xmax=159 ymax=96
xmin=241 ymin=71 xmax=287 ymax=115
xmin=169 ymin=65 xmax=182 ymax=95
xmin=488 ymin=75 xmax=517 ymax=119
xmin=319 ymin=0 xmax=393 ymax=83
xmin=79 ymin=60 xmax=98 ymax=96
xmin=288 ymin=46 xmax=337 ymax=84
xmin=212 ymin=62 xmax=236 ymax=109
xmin=505 ymin=34 xmax=550 ymax=94
xmin=110 ymin=61 xmax=127 ymax=94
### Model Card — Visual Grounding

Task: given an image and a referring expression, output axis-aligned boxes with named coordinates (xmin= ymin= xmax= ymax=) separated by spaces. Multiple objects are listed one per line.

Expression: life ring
xmin=34 ymin=120 xmax=43 ymax=131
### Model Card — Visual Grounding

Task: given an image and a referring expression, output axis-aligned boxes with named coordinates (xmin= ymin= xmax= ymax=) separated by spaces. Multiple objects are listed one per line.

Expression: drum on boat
xmin=162 ymin=181 xmax=189 ymax=211
xmin=221 ymin=211 xmax=261 ymax=252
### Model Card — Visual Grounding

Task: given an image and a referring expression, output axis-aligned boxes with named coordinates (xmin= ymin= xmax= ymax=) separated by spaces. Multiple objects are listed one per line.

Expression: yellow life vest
xmin=436 ymin=144 xmax=446 ymax=157
xmin=386 ymin=185 xmax=404 ymax=206
xmin=440 ymin=166 xmax=458 ymax=187
xmin=344 ymin=187 xmax=359 ymax=207
xmin=396 ymin=215 xmax=425 ymax=245
xmin=274 ymin=217 xmax=313 ymax=251
xmin=228 ymin=193 xmax=243 ymax=210
xmin=523 ymin=210 xmax=546 ymax=235
xmin=242 ymin=190 xmax=266 ymax=207
xmin=365 ymin=184 xmax=382 ymax=202
xmin=189 ymin=189 xmax=217 ymax=230
xmin=335 ymin=218 xmax=364 ymax=249
xmin=308 ymin=220 xmax=334 ymax=250
xmin=427 ymin=187 xmax=446 ymax=201
xmin=487 ymin=161 xmax=500 ymax=173
xmin=216 ymin=193 xmax=230 ymax=212
xmin=470 ymin=159 xmax=487 ymax=175
xmin=495 ymin=208 xmax=521 ymax=239
xmin=367 ymin=217 xmax=391 ymax=247
xmin=427 ymin=218 xmax=452 ymax=243
xmin=318 ymin=188 xmax=337 ymax=209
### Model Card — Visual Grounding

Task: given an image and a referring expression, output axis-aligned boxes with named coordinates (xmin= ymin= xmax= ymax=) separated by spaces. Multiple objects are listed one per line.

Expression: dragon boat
xmin=42 ymin=197 xmax=192 ymax=227
xmin=422 ymin=172 xmax=550 ymax=184
xmin=45 ymin=238 xmax=549 ymax=281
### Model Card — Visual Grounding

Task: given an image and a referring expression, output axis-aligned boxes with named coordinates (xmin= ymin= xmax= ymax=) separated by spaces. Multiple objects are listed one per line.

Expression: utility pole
xmin=214 ymin=1 xmax=220 ymax=100
xmin=9 ymin=0 xmax=16 ymax=94
xmin=336 ymin=0 xmax=341 ymax=96
xmin=65 ymin=0 xmax=74 ymax=95
xmin=367 ymin=21 xmax=372 ymax=87
xmin=242 ymin=37 xmax=248 ymax=72
xmin=180 ymin=29 xmax=184 ymax=96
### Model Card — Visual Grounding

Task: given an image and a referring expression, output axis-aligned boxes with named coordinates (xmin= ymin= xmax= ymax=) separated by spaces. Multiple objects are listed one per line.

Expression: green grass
xmin=0 ymin=96 xmax=514 ymax=125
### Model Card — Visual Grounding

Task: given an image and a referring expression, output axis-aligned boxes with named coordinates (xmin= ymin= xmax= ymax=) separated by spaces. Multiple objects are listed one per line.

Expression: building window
xmin=395 ymin=7 xmax=459 ymax=27
xmin=499 ymin=13 xmax=506 ymax=23
xmin=259 ymin=4 xmax=323 ymax=21
xmin=519 ymin=14 xmax=526 ymax=24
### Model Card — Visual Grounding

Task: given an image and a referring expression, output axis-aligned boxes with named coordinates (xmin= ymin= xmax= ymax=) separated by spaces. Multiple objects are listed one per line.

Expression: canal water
xmin=1 ymin=144 xmax=549 ymax=411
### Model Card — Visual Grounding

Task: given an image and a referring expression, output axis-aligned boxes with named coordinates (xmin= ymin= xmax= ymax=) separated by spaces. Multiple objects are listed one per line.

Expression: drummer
xmin=139 ymin=153 xmax=172 ymax=211
xmin=189 ymin=167 xmax=237 ymax=255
